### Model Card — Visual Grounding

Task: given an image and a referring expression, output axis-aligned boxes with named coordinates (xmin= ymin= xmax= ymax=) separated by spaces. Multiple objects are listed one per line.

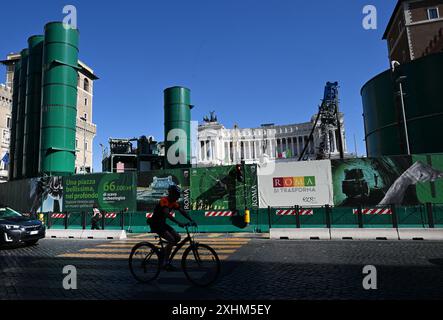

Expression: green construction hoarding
xmin=63 ymin=173 xmax=137 ymax=212
xmin=190 ymin=164 xmax=258 ymax=211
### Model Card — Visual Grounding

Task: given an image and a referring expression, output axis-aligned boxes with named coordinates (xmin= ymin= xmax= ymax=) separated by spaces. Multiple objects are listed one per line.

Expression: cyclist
xmin=149 ymin=185 xmax=196 ymax=271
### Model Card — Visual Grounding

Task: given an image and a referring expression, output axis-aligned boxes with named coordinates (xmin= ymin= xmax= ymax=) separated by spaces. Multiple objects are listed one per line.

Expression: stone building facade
xmin=383 ymin=0 xmax=443 ymax=63
xmin=197 ymin=114 xmax=348 ymax=166
xmin=0 ymin=84 xmax=12 ymax=182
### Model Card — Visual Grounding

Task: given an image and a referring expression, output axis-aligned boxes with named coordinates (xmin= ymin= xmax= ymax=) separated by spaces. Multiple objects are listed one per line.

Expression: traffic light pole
xmin=242 ymin=160 xmax=247 ymax=210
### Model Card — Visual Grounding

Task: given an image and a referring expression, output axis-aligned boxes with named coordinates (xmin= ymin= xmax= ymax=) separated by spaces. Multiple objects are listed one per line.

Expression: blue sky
xmin=1 ymin=0 xmax=397 ymax=172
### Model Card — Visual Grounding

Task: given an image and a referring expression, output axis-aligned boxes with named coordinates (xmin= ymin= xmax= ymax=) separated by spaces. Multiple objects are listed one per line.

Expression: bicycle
xmin=129 ymin=223 xmax=221 ymax=287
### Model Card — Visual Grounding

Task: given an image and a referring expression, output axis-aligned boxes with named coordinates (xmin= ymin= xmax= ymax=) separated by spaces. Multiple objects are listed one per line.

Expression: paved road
xmin=1 ymin=235 xmax=443 ymax=300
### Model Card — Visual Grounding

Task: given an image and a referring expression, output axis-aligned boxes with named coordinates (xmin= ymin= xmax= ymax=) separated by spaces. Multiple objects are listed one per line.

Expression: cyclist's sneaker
xmin=163 ymin=264 xmax=179 ymax=272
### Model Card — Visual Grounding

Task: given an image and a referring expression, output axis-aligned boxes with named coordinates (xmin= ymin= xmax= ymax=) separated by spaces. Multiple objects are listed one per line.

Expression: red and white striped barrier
xmin=146 ymin=212 xmax=175 ymax=219
xmin=105 ymin=213 xmax=117 ymax=219
xmin=276 ymin=209 xmax=314 ymax=216
xmin=205 ymin=211 xmax=236 ymax=217
xmin=51 ymin=213 xmax=66 ymax=219
xmin=353 ymin=208 xmax=393 ymax=215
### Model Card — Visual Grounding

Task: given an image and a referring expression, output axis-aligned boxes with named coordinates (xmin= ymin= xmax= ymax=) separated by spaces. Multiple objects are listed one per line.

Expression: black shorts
xmin=150 ymin=223 xmax=181 ymax=244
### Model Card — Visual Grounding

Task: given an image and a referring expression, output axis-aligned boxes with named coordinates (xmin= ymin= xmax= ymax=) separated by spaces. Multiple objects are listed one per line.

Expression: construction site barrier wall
xmin=38 ymin=203 xmax=442 ymax=233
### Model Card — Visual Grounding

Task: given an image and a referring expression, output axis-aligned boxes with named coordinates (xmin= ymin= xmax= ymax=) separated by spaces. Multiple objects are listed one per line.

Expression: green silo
xmin=361 ymin=52 xmax=443 ymax=157
xmin=164 ymin=87 xmax=192 ymax=168
xmin=40 ymin=22 xmax=79 ymax=176
xmin=8 ymin=59 xmax=21 ymax=181
xmin=13 ymin=49 xmax=29 ymax=180
xmin=23 ymin=35 xmax=44 ymax=178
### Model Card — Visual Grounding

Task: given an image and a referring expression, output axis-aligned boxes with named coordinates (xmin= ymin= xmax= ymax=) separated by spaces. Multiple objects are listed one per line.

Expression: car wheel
xmin=25 ymin=240 xmax=39 ymax=246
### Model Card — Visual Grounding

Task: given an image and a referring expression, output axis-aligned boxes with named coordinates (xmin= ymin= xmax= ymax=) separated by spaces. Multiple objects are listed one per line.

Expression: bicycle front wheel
xmin=129 ymin=242 xmax=161 ymax=283
xmin=181 ymin=243 xmax=221 ymax=287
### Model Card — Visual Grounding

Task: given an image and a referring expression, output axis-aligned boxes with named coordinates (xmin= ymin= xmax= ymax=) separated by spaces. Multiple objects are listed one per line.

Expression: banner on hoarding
xmin=63 ymin=173 xmax=136 ymax=212
xmin=331 ymin=155 xmax=443 ymax=206
xmin=257 ymin=160 xmax=333 ymax=208
xmin=0 ymin=176 xmax=63 ymax=214
xmin=190 ymin=165 xmax=258 ymax=211
xmin=137 ymin=168 xmax=190 ymax=212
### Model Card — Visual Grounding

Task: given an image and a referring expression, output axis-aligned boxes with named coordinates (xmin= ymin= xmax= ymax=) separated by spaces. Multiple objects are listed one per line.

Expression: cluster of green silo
xmin=9 ymin=22 xmax=79 ymax=180
xmin=23 ymin=36 xmax=44 ymax=178
xmin=8 ymin=59 xmax=21 ymax=180
xmin=361 ymin=52 xmax=443 ymax=157
xmin=164 ymin=86 xmax=193 ymax=169
xmin=40 ymin=22 xmax=79 ymax=176
xmin=13 ymin=49 xmax=28 ymax=180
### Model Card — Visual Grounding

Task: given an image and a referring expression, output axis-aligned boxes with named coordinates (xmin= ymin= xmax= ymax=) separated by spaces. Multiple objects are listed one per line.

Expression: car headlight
xmin=4 ymin=225 xmax=21 ymax=230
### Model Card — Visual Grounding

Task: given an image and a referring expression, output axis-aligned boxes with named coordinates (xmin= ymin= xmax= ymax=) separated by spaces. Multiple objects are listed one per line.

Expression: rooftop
xmin=0 ymin=53 xmax=99 ymax=80
xmin=383 ymin=0 xmax=405 ymax=40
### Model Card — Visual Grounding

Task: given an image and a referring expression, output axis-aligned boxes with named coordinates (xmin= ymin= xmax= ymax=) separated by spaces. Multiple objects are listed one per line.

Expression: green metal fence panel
xmin=330 ymin=207 xmax=359 ymax=228
xmin=189 ymin=210 xmax=255 ymax=233
xmin=270 ymin=207 xmax=298 ymax=229
xmin=361 ymin=207 xmax=393 ymax=228
xmin=126 ymin=212 xmax=151 ymax=233
xmin=103 ymin=212 xmax=122 ymax=230
xmin=299 ymin=207 xmax=327 ymax=228
xmin=67 ymin=212 xmax=83 ymax=229
xmin=397 ymin=205 xmax=428 ymax=228
xmin=255 ymin=209 xmax=270 ymax=232
xmin=48 ymin=212 xmax=66 ymax=229
xmin=433 ymin=204 xmax=443 ymax=227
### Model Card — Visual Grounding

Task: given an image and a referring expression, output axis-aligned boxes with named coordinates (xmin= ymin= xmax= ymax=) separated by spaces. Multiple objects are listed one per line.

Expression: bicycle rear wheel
xmin=181 ymin=243 xmax=221 ymax=287
xmin=129 ymin=242 xmax=161 ymax=283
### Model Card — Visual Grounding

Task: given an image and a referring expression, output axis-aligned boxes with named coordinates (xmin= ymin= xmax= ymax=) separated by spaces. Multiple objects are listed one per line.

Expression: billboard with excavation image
xmin=137 ymin=168 xmax=191 ymax=212
xmin=257 ymin=160 xmax=334 ymax=208
xmin=331 ymin=154 xmax=443 ymax=206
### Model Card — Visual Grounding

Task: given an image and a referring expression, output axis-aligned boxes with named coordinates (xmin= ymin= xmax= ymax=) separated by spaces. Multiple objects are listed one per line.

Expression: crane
xmin=298 ymin=82 xmax=345 ymax=161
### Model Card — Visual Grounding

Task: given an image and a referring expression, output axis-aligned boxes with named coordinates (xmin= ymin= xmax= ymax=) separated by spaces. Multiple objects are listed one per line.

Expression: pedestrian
xmin=91 ymin=204 xmax=102 ymax=230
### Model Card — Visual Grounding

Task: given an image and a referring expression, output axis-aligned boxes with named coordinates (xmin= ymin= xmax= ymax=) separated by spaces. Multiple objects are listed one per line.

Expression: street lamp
xmin=391 ymin=60 xmax=411 ymax=156
xmin=80 ymin=116 xmax=87 ymax=174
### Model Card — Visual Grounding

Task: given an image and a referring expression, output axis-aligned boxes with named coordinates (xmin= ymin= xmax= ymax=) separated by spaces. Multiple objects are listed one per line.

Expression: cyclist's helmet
xmin=168 ymin=185 xmax=181 ymax=198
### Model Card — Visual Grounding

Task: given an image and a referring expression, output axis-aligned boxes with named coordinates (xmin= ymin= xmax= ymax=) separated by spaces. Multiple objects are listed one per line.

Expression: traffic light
xmin=236 ymin=164 xmax=244 ymax=182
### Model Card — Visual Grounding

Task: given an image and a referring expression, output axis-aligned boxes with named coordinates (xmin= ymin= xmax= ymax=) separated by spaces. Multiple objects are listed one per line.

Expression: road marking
xmin=97 ymin=244 xmax=244 ymax=249
xmin=114 ymin=239 xmax=250 ymax=244
xmin=57 ymin=253 xmax=229 ymax=260
xmin=79 ymin=248 xmax=238 ymax=254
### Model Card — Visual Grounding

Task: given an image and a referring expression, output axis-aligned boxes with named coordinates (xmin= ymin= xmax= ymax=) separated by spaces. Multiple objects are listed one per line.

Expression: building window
xmin=84 ymin=98 xmax=88 ymax=106
xmin=84 ymin=113 xmax=88 ymax=121
xmin=84 ymin=78 xmax=90 ymax=92
xmin=85 ymin=142 xmax=88 ymax=151
xmin=6 ymin=117 xmax=11 ymax=129
xmin=75 ymin=139 xmax=78 ymax=148
xmin=428 ymin=7 xmax=439 ymax=20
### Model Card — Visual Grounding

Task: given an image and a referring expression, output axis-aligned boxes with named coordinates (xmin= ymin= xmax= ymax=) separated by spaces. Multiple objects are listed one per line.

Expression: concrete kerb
xmin=270 ymin=228 xmax=331 ymax=240
xmin=270 ymin=228 xmax=443 ymax=241
xmin=397 ymin=229 xmax=443 ymax=240
xmin=330 ymin=228 xmax=399 ymax=240
xmin=46 ymin=229 xmax=127 ymax=240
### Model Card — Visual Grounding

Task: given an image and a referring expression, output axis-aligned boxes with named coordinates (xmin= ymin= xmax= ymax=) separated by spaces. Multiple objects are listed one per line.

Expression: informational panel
xmin=137 ymin=168 xmax=191 ymax=212
xmin=257 ymin=160 xmax=333 ymax=208
xmin=63 ymin=173 xmax=136 ymax=212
